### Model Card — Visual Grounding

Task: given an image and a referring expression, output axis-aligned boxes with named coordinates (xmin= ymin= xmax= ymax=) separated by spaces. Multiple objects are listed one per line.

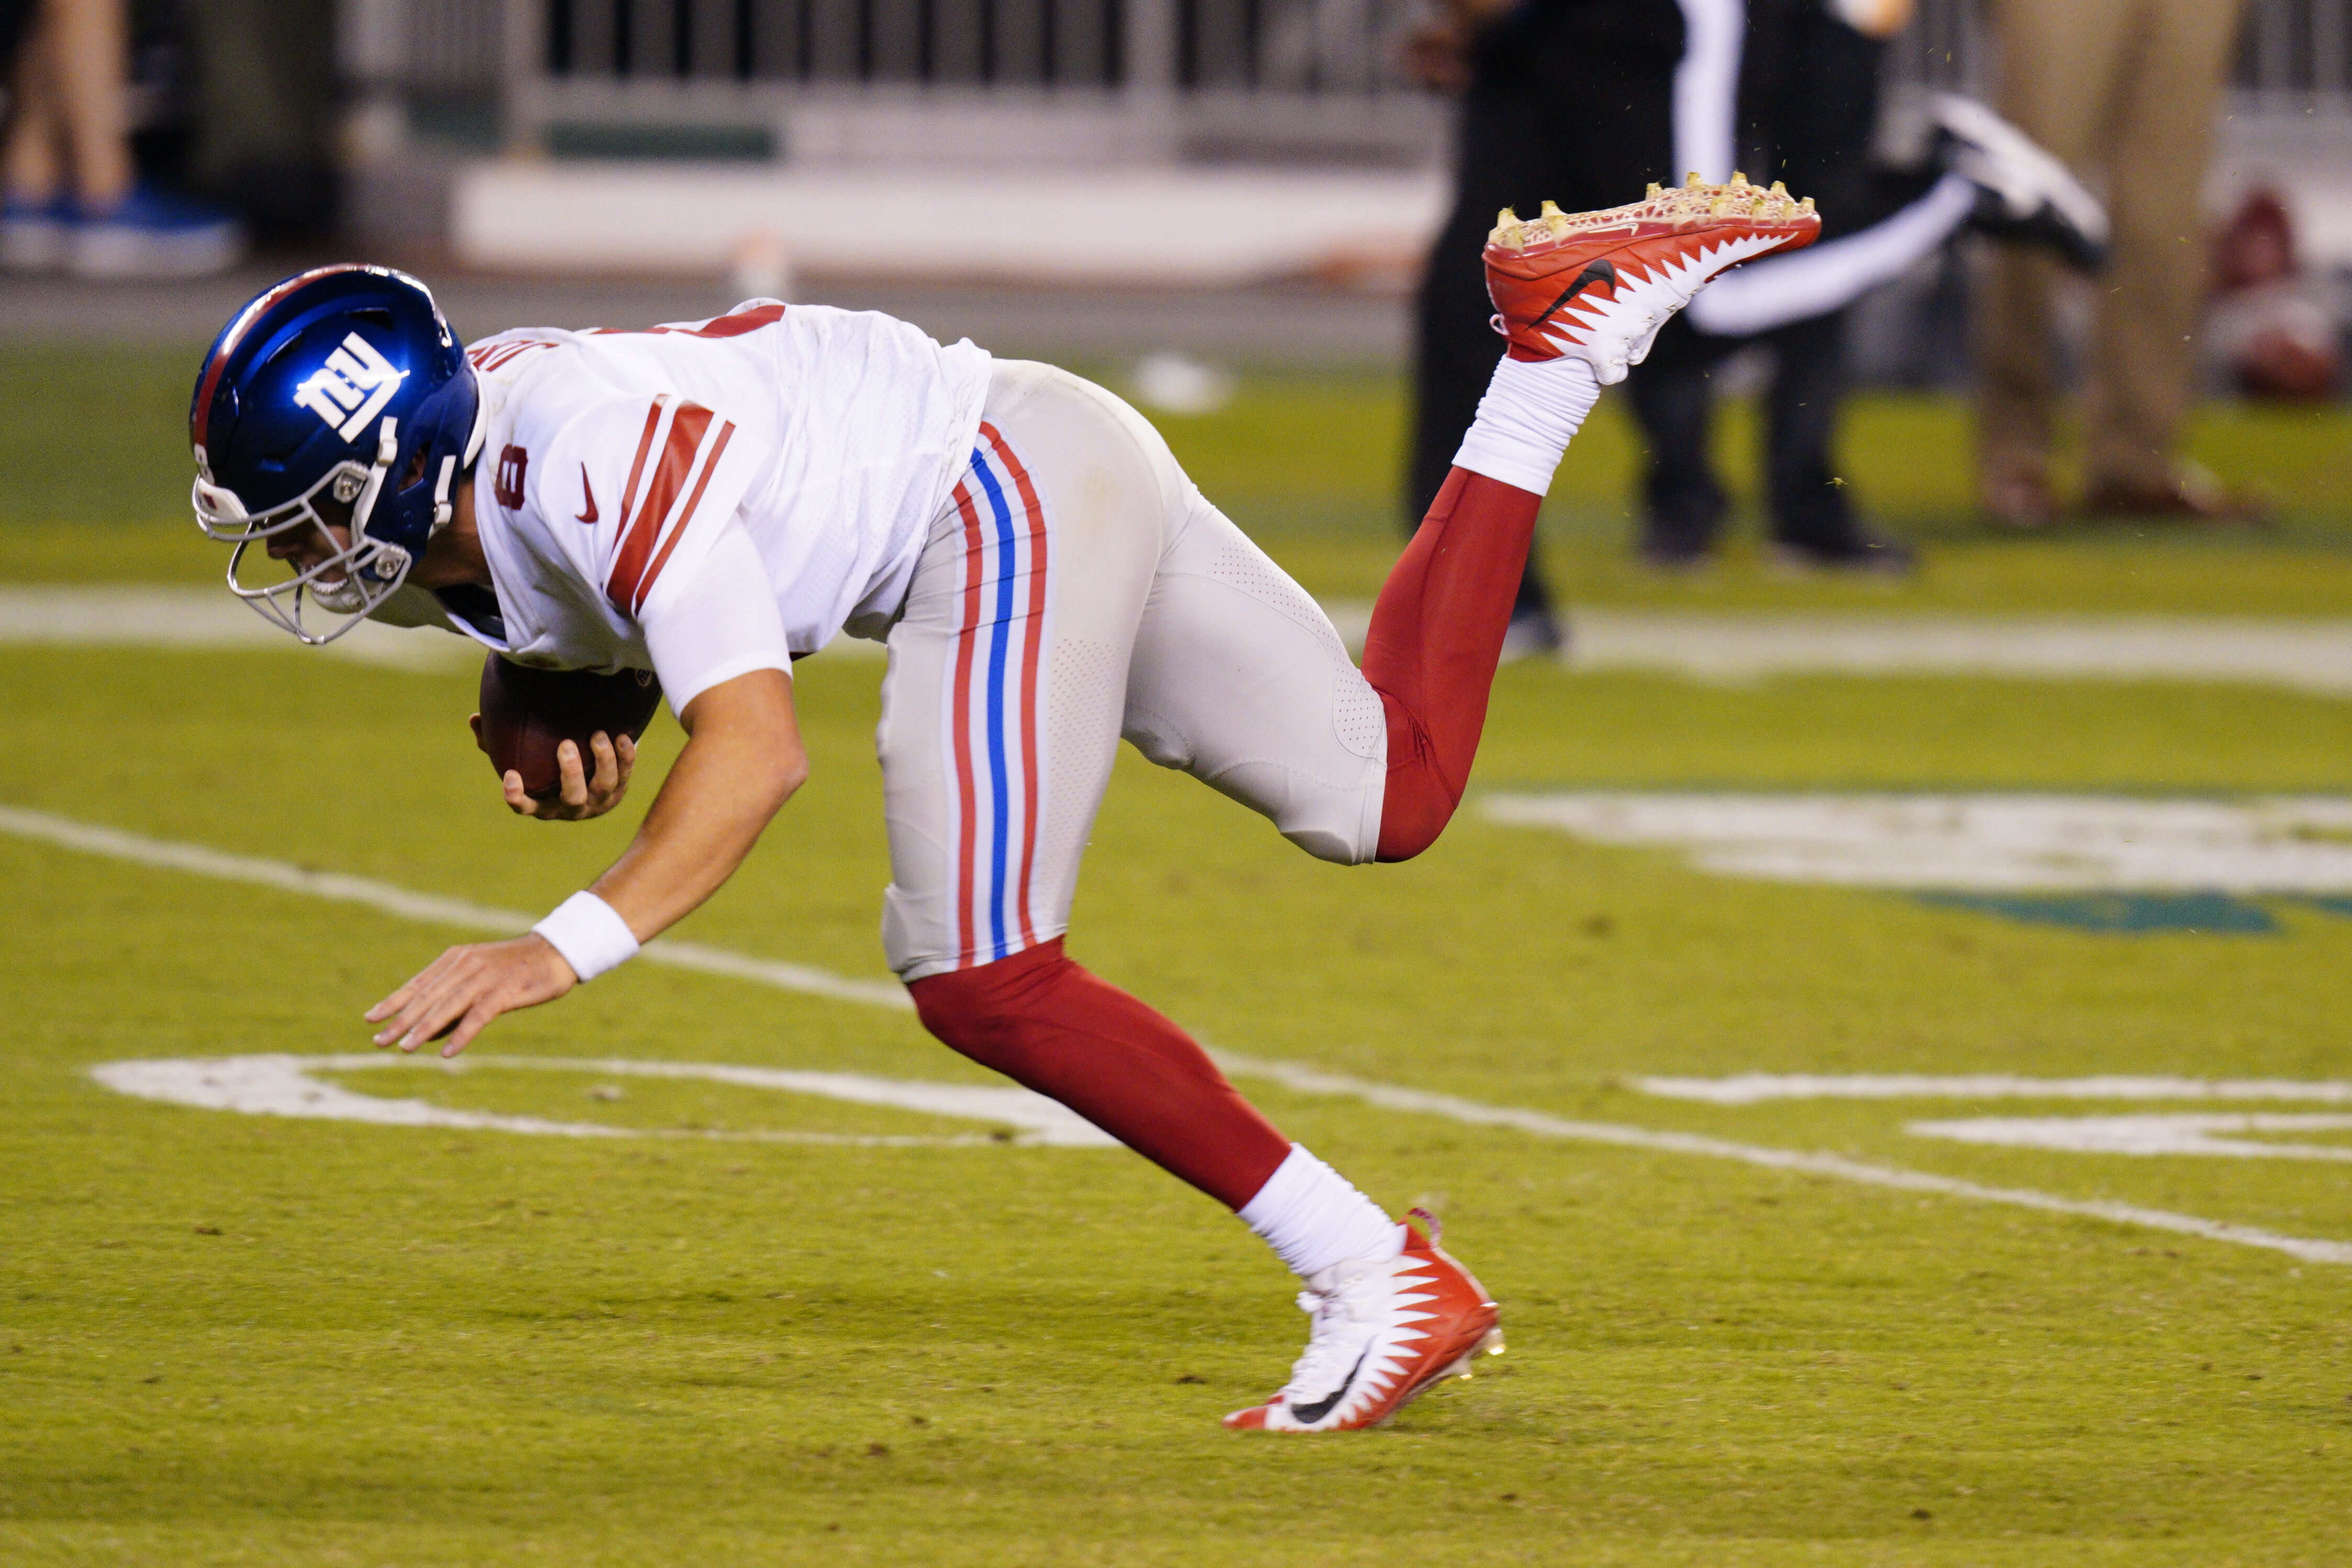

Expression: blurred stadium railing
xmin=342 ymin=0 xmax=2348 ymax=161
xmin=334 ymin=0 xmax=2351 ymax=286
xmin=343 ymin=0 xmax=1441 ymax=168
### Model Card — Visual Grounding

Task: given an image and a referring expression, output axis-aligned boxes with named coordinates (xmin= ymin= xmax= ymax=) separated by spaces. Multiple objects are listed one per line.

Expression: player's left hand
xmin=364 ymin=933 xmax=578 ymax=1058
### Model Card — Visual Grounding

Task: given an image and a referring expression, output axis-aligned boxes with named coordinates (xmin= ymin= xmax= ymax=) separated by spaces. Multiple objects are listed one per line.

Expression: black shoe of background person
xmin=1635 ymin=516 xmax=1717 ymax=573
xmin=1932 ymin=94 xmax=2110 ymax=272
xmin=1499 ymin=603 xmax=1567 ymax=663
xmin=1770 ymin=528 xmax=1916 ymax=576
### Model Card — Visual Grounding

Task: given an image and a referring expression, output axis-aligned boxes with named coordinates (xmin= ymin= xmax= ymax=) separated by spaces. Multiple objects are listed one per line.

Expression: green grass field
xmin=3 ymin=346 xmax=2350 ymax=1565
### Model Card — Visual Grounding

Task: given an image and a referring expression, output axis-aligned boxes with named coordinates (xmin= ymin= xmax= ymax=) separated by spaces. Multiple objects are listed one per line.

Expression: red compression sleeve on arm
xmin=1362 ymin=466 xmax=1543 ymax=862
xmin=908 ymin=940 xmax=1292 ymax=1210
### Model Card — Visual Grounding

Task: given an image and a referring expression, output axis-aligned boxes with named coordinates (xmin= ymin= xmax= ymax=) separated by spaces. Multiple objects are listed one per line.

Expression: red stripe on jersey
xmin=675 ymin=303 xmax=787 ymax=338
xmin=629 ymin=419 xmax=737 ymax=615
xmin=614 ymin=399 xmax=666 ymax=529
xmin=981 ymin=422 xmax=1051 ymax=950
xmin=467 ymin=340 xmax=554 ymax=373
xmin=948 ymin=481 xmax=986 ymax=969
xmin=607 ymin=401 xmax=714 ymax=615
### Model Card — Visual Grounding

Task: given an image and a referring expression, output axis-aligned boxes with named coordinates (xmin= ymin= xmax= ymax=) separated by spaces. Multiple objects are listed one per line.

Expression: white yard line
xmin=1211 ymin=1052 xmax=2352 ymax=1267
xmin=17 ymin=587 xmax=2352 ymax=690
xmin=1637 ymin=1073 xmax=2352 ymax=1105
xmin=0 ymin=804 xmax=910 ymax=1011
xmin=92 ymin=1052 xmax=1113 ymax=1148
xmin=4 ymin=802 xmax=2344 ymax=1266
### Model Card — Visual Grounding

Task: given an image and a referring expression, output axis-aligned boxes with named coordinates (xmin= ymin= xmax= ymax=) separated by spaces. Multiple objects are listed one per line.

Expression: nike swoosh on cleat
xmin=576 ymin=465 xmax=599 ymax=524
xmin=1527 ymin=259 xmax=1619 ymax=330
xmin=1288 ymin=1350 xmax=1369 ymax=1426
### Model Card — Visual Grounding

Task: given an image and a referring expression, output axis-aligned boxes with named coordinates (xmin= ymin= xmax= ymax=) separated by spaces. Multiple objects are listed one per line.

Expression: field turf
xmin=3 ymin=346 xmax=2349 ymax=1564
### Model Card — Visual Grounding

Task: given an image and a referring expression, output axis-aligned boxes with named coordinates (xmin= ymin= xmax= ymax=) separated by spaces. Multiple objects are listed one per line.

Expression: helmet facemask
xmin=194 ymin=419 xmax=415 ymax=646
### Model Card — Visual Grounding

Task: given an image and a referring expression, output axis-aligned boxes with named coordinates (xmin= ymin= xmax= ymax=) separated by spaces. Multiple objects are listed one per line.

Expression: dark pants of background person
xmin=1623 ymin=1 xmax=1926 ymax=560
xmin=1407 ymin=0 xmax=1682 ymax=616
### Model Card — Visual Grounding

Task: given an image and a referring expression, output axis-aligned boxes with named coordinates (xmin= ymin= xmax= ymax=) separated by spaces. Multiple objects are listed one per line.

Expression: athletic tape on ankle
xmin=532 ymin=891 xmax=640 ymax=982
xmin=1451 ymin=355 xmax=1602 ymax=496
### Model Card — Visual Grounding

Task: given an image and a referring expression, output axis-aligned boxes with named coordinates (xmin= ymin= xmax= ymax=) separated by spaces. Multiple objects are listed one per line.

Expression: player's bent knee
xmin=1372 ymin=769 xmax=1460 ymax=863
xmin=906 ymin=940 xmax=1072 ymax=1062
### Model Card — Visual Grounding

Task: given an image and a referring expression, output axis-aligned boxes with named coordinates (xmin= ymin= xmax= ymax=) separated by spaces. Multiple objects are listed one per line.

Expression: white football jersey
xmin=378 ymin=300 xmax=991 ymax=709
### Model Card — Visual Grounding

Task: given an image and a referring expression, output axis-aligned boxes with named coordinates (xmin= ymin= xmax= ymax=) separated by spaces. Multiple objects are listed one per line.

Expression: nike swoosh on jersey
xmin=576 ymin=466 xmax=599 ymax=524
xmin=1527 ymin=258 xmax=1620 ymax=330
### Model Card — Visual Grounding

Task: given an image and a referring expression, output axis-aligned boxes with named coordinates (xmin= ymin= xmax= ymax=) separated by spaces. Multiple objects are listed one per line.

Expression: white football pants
xmin=877 ymin=359 xmax=1388 ymax=982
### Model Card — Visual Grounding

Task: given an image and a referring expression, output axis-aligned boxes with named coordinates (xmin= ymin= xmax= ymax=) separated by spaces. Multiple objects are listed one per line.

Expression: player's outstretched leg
xmin=1366 ymin=178 xmax=1820 ymax=860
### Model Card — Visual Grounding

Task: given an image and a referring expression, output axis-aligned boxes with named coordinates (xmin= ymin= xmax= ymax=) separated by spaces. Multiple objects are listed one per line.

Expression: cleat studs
xmin=1646 ymin=181 xmax=1662 ymax=199
xmin=1497 ymin=206 xmax=1519 ymax=226
xmin=1538 ymin=199 xmax=1564 ymax=218
xmin=1770 ymin=180 xmax=1789 ymax=197
xmin=1800 ymin=195 xmax=1816 ymax=214
xmin=1730 ymin=170 xmax=1748 ymax=187
xmin=1686 ymin=171 xmax=1704 ymax=187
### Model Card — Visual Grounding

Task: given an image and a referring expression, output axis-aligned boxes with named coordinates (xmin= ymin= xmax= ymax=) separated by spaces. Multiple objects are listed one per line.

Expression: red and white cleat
xmin=1223 ymin=1214 xmax=1502 ymax=1433
xmin=1484 ymin=174 xmax=1822 ymax=383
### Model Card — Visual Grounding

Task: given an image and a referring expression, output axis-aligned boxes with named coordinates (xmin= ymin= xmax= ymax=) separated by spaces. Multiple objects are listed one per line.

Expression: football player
xmin=189 ymin=182 xmax=1815 ymax=1432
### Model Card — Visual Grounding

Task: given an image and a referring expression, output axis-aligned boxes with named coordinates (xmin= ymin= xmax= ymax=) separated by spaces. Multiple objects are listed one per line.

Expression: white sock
xmin=1236 ymin=1144 xmax=1405 ymax=1280
xmin=1449 ymin=355 xmax=1603 ymax=497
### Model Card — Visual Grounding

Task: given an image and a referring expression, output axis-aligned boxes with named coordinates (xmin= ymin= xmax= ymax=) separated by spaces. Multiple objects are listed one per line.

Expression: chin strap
xmin=431 ymin=453 xmax=458 ymax=531
xmin=349 ymin=416 xmax=400 ymax=539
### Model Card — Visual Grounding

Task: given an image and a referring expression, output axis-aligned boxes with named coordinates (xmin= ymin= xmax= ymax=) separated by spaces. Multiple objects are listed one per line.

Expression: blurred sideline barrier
xmin=450 ymin=161 xmax=1445 ymax=283
xmin=341 ymin=0 xmax=2352 ymax=280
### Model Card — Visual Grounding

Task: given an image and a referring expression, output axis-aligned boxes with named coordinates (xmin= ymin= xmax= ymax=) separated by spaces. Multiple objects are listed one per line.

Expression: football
xmin=475 ymin=654 xmax=663 ymax=803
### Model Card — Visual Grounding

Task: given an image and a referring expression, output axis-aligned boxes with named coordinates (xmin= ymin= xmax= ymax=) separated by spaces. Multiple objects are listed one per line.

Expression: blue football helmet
xmin=190 ymin=264 xmax=485 ymax=643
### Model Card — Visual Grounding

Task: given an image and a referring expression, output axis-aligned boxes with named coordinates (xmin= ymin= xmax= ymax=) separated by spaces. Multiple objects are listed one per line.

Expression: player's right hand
xmin=472 ymin=720 xmax=636 ymax=822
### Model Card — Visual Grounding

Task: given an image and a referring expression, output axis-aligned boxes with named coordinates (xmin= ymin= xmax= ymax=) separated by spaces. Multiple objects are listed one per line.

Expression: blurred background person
xmin=1403 ymin=0 xmax=1684 ymax=655
xmin=1627 ymin=0 xmax=2104 ymax=574
xmin=0 ymin=0 xmax=244 ymax=276
xmin=1974 ymin=0 xmax=2261 ymax=526
xmin=1404 ymin=0 xmax=2107 ymax=649
xmin=179 ymin=0 xmax=339 ymax=248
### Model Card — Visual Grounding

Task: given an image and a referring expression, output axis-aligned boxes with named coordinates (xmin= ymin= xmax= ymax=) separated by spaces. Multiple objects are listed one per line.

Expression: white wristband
xmin=531 ymin=891 xmax=640 ymax=982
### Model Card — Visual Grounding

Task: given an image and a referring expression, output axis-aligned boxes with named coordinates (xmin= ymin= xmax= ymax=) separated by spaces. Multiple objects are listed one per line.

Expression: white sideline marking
xmin=1635 ymin=1073 xmax=2352 ymax=1105
xmin=7 ymin=802 xmax=2344 ymax=1266
xmin=0 ymin=804 xmax=912 ymax=1011
xmin=1212 ymin=1052 xmax=2352 ymax=1267
xmin=91 ymin=1053 xmax=1114 ymax=1148
xmin=1481 ymin=791 xmax=2352 ymax=893
xmin=0 ymin=587 xmax=481 ymax=672
xmin=1321 ymin=602 xmax=2352 ymax=695
xmin=22 ymin=590 xmax=2352 ymax=691
xmin=1908 ymin=1114 xmax=2352 ymax=1162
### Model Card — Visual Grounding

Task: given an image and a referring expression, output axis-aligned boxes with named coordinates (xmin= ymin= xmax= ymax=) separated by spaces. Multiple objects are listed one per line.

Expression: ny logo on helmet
xmin=292 ymin=332 xmax=409 ymax=443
